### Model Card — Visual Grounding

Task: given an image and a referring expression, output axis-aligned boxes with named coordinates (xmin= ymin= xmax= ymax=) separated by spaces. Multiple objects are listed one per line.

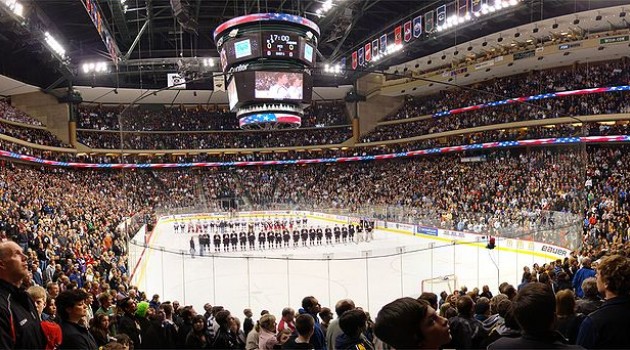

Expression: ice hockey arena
xmin=0 ymin=0 xmax=629 ymax=349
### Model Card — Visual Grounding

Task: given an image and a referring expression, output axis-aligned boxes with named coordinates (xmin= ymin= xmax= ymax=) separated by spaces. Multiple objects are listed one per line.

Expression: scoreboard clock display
xmin=263 ymin=32 xmax=299 ymax=58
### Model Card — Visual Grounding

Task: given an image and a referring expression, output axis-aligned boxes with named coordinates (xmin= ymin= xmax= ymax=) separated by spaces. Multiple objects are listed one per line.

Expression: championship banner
xmin=394 ymin=25 xmax=402 ymax=46
xmin=458 ymin=0 xmax=469 ymax=17
xmin=380 ymin=34 xmax=388 ymax=53
xmin=212 ymin=73 xmax=225 ymax=92
xmin=167 ymin=73 xmax=186 ymax=89
xmin=413 ymin=15 xmax=423 ymax=38
xmin=404 ymin=21 xmax=412 ymax=42
xmin=471 ymin=0 xmax=483 ymax=13
xmin=424 ymin=10 xmax=434 ymax=33
xmin=358 ymin=47 xmax=365 ymax=66
xmin=365 ymin=42 xmax=372 ymax=61
xmin=437 ymin=5 xmax=447 ymax=27
xmin=372 ymin=39 xmax=379 ymax=57
xmin=351 ymin=51 xmax=358 ymax=70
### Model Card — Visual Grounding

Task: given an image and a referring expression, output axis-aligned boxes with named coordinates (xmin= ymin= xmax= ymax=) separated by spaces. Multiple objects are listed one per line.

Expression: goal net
xmin=421 ymin=274 xmax=458 ymax=294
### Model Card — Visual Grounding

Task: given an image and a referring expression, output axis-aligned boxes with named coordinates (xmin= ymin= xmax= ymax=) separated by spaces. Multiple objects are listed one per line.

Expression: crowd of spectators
xmin=386 ymin=59 xmax=630 ymax=121
xmin=0 ymin=100 xmax=44 ymax=126
xmin=0 ymin=120 xmax=70 ymax=148
xmin=363 ymin=91 xmax=630 ymax=143
xmin=77 ymin=126 xmax=353 ymax=150
xmin=1 ymin=144 xmax=630 ymax=348
xmin=77 ymin=101 xmax=349 ymax=132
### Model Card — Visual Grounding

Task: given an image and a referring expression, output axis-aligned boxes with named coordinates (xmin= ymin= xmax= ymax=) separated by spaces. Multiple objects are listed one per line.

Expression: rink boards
xmin=129 ymin=210 xmax=570 ymax=316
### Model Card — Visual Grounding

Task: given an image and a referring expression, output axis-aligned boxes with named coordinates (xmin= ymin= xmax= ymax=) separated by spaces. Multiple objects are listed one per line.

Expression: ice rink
xmin=130 ymin=216 xmax=546 ymax=316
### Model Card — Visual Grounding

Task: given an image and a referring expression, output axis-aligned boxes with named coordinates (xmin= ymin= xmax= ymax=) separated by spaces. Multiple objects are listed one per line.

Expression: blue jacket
xmin=572 ymin=267 xmax=595 ymax=298
xmin=576 ymin=296 xmax=630 ymax=349
xmin=298 ymin=308 xmax=326 ymax=350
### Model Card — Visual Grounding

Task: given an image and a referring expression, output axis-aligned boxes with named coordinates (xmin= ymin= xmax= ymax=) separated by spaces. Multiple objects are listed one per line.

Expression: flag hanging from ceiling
xmin=424 ymin=10 xmax=435 ymax=33
xmin=365 ymin=42 xmax=372 ymax=61
xmin=380 ymin=34 xmax=388 ymax=53
xmin=372 ymin=39 xmax=379 ymax=57
xmin=394 ymin=25 xmax=402 ymax=46
xmin=472 ymin=0 xmax=484 ymax=13
xmin=358 ymin=47 xmax=365 ymax=66
xmin=404 ymin=20 xmax=412 ymax=42
xmin=437 ymin=5 xmax=447 ymax=27
xmin=413 ymin=15 xmax=422 ymax=38
xmin=351 ymin=51 xmax=358 ymax=70
xmin=458 ymin=0 xmax=470 ymax=17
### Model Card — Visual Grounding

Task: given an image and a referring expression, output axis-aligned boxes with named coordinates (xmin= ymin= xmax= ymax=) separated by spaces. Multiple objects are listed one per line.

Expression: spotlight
xmin=620 ymin=12 xmax=626 ymax=18
xmin=532 ymin=27 xmax=539 ymax=33
xmin=573 ymin=19 xmax=580 ymax=25
xmin=552 ymin=23 xmax=558 ymax=29
xmin=595 ymin=15 xmax=602 ymax=21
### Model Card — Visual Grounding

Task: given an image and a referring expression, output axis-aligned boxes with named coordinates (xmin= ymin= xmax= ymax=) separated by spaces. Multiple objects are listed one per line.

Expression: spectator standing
xmin=0 ymin=241 xmax=46 ymax=349
xmin=487 ymin=283 xmax=583 ymax=349
xmin=299 ymin=296 xmax=326 ymax=350
xmin=576 ymin=255 xmax=630 ymax=348
xmin=56 ymin=289 xmax=98 ymax=349
xmin=572 ymin=258 xmax=596 ymax=298
xmin=283 ymin=314 xmax=315 ymax=349
xmin=575 ymin=277 xmax=603 ymax=315
xmin=374 ymin=298 xmax=451 ymax=349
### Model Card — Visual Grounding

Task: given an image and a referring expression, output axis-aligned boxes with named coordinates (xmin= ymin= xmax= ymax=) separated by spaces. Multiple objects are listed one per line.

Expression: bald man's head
xmin=0 ymin=241 xmax=29 ymax=287
xmin=334 ymin=299 xmax=356 ymax=318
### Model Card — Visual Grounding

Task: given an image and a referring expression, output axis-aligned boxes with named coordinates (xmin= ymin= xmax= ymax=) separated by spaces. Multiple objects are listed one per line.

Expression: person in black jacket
xmin=576 ymin=254 xmax=630 ymax=349
xmin=56 ymin=289 xmax=98 ymax=349
xmin=243 ymin=308 xmax=254 ymax=337
xmin=488 ymin=283 xmax=582 ymax=350
xmin=117 ymin=297 xmax=142 ymax=348
xmin=186 ymin=314 xmax=212 ymax=348
xmin=0 ymin=241 xmax=47 ymax=349
xmin=212 ymin=309 xmax=239 ymax=349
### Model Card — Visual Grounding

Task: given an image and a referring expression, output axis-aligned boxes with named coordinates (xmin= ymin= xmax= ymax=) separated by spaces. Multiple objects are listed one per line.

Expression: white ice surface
xmin=132 ymin=218 xmax=539 ymax=316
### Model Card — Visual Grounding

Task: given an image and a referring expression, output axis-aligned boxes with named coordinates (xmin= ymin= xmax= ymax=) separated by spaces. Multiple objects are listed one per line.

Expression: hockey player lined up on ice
xmin=274 ymin=231 xmax=281 ymax=248
xmin=248 ymin=231 xmax=256 ymax=250
xmin=258 ymin=231 xmax=266 ymax=250
xmin=334 ymin=226 xmax=341 ymax=243
xmin=308 ymin=228 xmax=316 ymax=245
xmin=348 ymin=224 xmax=355 ymax=242
xmin=292 ymin=230 xmax=300 ymax=247
xmin=283 ymin=229 xmax=290 ymax=248
xmin=222 ymin=233 xmax=230 ymax=252
xmin=213 ymin=233 xmax=221 ymax=252
xmin=174 ymin=221 xmax=180 ymax=233
xmin=267 ymin=231 xmax=275 ymax=249
xmin=301 ymin=228 xmax=308 ymax=246
xmin=341 ymin=225 xmax=348 ymax=242
xmin=366 ymin=223 xmax=374 ymax=242
xmin=203 ymin=220 xmax=209 ymax=234
xmin=230 ymin=232 xmax=238 ymax=251
xmin=316 ymin=227 xmax=323 ymax=245
xmin=239 ymin=232 xmax=247 ymax=250
xmin=325 ymin=226 xmax=333 ymax=244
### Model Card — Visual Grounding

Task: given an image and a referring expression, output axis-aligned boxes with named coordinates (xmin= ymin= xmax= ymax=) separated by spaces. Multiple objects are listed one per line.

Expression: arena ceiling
xmin=0 ymin=0 xmax=629 ymax=91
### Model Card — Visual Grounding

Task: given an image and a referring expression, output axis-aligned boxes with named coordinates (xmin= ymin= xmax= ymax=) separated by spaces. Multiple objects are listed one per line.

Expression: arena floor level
xmin=130 ymin=213 xmax=551 ymax=315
